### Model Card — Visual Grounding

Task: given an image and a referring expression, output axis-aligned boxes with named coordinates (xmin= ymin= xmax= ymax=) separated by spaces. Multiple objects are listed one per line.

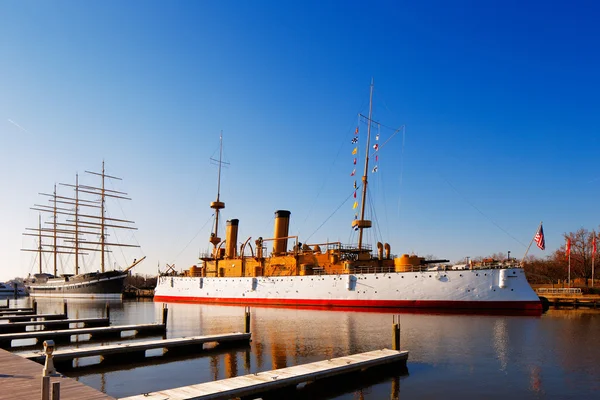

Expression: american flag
xmin=534 ymin=225 xmax=545 ymax=250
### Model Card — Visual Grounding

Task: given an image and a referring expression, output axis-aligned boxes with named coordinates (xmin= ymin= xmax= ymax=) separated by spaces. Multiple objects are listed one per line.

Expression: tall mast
xmin=52 ymin=184 xmax=58 ymax=276
xmin=356 ymin=79 xmax=374 ymax=250
xmin=100 ymin=161 xmax=106 ymax=272
xmin=37 ymin=214 xmax=43 ymax=274
xmin=85 ymin=161 xmax=138 ymax=273
xmin=74 ymin=174 xmax=80 ymax=275
xmin=209 ymin=132 xmax=226 ymax=254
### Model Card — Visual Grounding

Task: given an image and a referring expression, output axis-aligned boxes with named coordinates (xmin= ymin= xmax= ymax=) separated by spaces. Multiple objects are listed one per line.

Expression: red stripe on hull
xmin=154 ymin=296 xmax=542 ymax=314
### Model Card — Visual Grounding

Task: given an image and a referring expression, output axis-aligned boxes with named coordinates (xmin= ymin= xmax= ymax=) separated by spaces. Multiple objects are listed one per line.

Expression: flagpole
xmin=521 ymin=221 xmax=543 ymax=265
xmin=592 ymin=231 xmax=596 ymax=288
xmin=568 ymin=251 xmax=571 ymax=288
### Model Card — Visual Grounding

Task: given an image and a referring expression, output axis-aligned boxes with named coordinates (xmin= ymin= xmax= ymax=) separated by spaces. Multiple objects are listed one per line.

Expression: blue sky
xmin=1 ymin=0 xmax=599 ymax=281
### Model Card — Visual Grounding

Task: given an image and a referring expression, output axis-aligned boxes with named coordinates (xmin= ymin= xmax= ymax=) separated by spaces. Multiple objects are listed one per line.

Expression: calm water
xmin=5 ymin=297 xmax=600 ymax=399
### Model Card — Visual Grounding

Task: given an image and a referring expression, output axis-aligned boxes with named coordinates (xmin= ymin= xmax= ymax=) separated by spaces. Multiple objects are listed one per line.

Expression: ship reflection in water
xmin=17 ymin=298 xmax=600 ymax=399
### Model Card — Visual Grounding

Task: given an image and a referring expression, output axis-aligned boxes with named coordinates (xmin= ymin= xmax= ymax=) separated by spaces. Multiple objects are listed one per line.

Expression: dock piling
xmin=106 ymin=303 xmax=110 ymax=322
xmin=162 ymin=304 xmax=168 ymax=326
xmin=43 ymin=340 xmax=57 ymax=377
xmin=392 ymin=315 xmax=400 ymax=351
xmin=52 ymin=381 xmax=60 ymax=400
xmin=244 ymin=307 xmax=251 ymax=334
xmin=41 ymin=376 xmax=50 ymax=400
xmin=63 ymin=302 xmax=67 ymax=318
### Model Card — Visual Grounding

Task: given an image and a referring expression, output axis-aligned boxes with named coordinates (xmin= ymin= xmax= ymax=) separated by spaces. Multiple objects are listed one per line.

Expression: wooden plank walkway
xmin=0 ymin=306 xmax=34 ymax=313
xmin=0 ymin=323 xmax=166 ymax=348
xmin=21 ymin=333 xmax=251 ymax=369
xmin=0 ymin=348 xmax=115 ymax=400
xmin=121 ymin=349 xmax=408 ymax=400
xmin=0 ymin=309 xmax=35 ymax=317
xmin=0 ymin=317 xmax=110 ymax=334
xmin=0 ymin=313 xmax=67 ymax=322
xmin=545 ymin=296 xmax=600 ymax=309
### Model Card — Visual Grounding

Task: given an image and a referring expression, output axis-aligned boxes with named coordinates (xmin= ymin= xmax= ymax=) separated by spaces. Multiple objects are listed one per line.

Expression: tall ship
xmin=154 ymin=83 xmax=542 ymax=313
xmin=22 ymin=162 xmax=145 ymax=298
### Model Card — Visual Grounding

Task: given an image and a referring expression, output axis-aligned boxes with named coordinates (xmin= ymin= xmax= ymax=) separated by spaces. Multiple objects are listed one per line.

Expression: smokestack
xmin=273 ymin=210 xmax=291 ymax=255
xmin=225 ymin=219 xmax=239 ymax=258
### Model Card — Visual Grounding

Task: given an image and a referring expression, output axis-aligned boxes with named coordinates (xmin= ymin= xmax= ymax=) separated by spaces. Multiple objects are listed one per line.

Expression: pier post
xmin=106 ymin=303 xmax=110 ymax=322
xmin=244 ymin=307 xmax=251 ymax=334
xmin=51 ymin=382 xmax=60 ymax=400
xmin=392 ymin=316 xmax=400 ymax=351
xmin=43 ymin=340 xmax=57 ymax=377
xmin=63 ymin=302 xmax=67 ymax=318
xmin=162 ymin=304 xmax=168 ymax=327
xmin=33 ymin=300 xmax=38 ymax=314
xmin=41 ymin=376 xmax=50 ymax=400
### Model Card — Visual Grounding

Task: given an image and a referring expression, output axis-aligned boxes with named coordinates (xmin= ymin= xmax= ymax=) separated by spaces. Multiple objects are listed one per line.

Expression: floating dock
xmin=0 ymin=317 xmax=110 ymax=334
xmin=0 ymin=309 xmax=36 ymax=317
xmin=0 ymin=312 xmax=68 ymax=322
xmin=121 ymin=348 xmax=408 ymax=400
xmin=0 ymin=347 xmax=115 ymax=400
xmin=21 ymin=332 xmax=251 ymax=369
xmin=0 ymin=322 xmax=166 ymax=348
xmin=0 ymin=306 xmax=34 ymax=313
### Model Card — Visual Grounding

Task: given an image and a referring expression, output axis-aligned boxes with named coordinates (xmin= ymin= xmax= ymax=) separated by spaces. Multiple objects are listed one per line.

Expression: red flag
xmin=593 ymin=235 xmax=597 ymax=260
xmin=534 ymin=225 xmax=545 ymax=250
xmin=565 ymin=238 xmax=571 ymax=260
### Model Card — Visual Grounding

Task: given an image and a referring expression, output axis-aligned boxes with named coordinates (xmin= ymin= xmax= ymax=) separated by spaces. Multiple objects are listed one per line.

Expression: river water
xmin=6 ymin=298 xmax=600 ymax=399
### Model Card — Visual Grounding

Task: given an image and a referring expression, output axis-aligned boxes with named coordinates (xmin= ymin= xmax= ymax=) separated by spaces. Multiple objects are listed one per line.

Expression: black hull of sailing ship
xmin=26 ymin=271 xmax=127 ymax=298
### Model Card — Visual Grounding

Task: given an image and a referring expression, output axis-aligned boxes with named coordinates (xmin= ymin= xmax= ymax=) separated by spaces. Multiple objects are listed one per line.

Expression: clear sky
xmin=1 ymin=0 xmax=599 ymax=281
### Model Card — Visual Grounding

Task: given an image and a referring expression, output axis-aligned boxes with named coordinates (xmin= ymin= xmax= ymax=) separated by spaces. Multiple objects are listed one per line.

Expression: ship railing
xmin=536 ymin=288 xmax=582 ymax=296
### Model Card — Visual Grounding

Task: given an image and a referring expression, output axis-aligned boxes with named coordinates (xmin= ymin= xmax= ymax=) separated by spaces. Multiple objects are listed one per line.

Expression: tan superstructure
xmin=187 ymin=209 xmax=435 ymax=278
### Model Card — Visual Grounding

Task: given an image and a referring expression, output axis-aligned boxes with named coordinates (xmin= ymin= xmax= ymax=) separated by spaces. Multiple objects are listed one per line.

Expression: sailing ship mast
xmin=82 ymin=161 xmax=139 ymax=273
xmin=209 ymin=132 xmax=229 ymax=258
xmin=354 ymin=79 xmax=375 ymax=253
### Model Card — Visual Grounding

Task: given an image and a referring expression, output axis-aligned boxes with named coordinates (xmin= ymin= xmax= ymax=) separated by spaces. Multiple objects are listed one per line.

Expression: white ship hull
xmin=154 ymin=268 xmax=542 ymax=313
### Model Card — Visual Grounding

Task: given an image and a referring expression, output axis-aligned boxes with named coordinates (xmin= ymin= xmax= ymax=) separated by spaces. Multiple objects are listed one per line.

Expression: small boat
xmin=22 ymin=162 xmax=145 ymax=299
xmin=0 ymin=282 xmax=27 ymax=297
xmin=154 ymin=82 xmax=542 ymax=314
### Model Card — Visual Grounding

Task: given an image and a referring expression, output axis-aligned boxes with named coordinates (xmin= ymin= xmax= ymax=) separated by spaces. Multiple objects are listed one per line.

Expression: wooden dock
xmin=21 ymin=333 xmax=251 ymax=369
xmin=544 ymin=296 xmax=600 ymax=309
xmin=0 ymin=317 xmax=110 ymax=334
xmin=0 ymin=309 xmax=36 ymax=317
xmin=0 ymin=348 xmax=115 ymax=400
xmin=121 ymin=349 xmax=408 ymax=400
xmin=0 ymin=313 xmax=68 ymax=323
xmin=0 ymin=323 xmax=166 ymax=349
xmin=0 ymin=306 xmax=34 ymax=313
